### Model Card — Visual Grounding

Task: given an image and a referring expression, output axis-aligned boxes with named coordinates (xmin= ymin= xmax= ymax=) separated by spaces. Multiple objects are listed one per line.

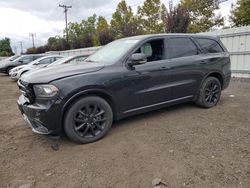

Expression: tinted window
xmin=168 ymin=37 xmax=198 ymax=58
xmin=196 ymin=38 xmax=224 ymax=53
xmin=135 ymin=39 xmax=165 ymax=62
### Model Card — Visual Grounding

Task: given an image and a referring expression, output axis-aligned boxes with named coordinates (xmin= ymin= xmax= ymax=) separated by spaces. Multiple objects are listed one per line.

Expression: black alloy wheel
xmin=204 ymin=81 xmax=220 ymax=105
xmin=74 ymin=104 xmax=107 ymax=137
xmin=64 ymin=96 xmax=113 ymax=144
xmin=196 ymin=77 xmax=221 ymax=108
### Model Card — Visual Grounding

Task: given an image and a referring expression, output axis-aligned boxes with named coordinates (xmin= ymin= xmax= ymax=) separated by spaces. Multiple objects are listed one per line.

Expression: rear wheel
xmin=64 ymin=96 xmax=113 ymax=144
xmin=196 ymin=77 xmax=221 ymax=108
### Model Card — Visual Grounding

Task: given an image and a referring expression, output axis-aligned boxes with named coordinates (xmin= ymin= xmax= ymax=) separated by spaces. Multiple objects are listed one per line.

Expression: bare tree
xmin=162 ymin=1 xmax=190 ymax=33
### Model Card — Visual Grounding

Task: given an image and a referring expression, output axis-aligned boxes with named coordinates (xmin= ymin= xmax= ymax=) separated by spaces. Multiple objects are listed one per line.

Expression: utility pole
xmin=59 ymin=4 xmax=72 ymax=43
xmin=19 ymin=41 xmax=23 ymax=54
xmin=13 ymin=46 xmax=17 ymax=55
xmin=29 ymin=33 xmax=36 ymax=48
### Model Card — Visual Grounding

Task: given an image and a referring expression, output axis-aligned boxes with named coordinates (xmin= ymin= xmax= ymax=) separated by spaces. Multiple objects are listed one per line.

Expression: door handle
xmin=160 ymin=66 xmax=171 ymax=70
xmin=201 ymin=60 xmax=207 ymax=64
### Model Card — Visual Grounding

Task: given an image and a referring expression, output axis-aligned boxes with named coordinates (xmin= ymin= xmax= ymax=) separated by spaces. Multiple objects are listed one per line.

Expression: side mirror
xmin=128 ymin=53 xmax=147 ymax=66
xmin=19 ymin=60 xmax=23 ymax=63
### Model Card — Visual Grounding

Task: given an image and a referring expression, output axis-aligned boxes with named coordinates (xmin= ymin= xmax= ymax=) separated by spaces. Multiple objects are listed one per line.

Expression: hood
xmin=12 ymin=65 xmax=30 ymax=72
xmin=21 ymin=62 xmax=105 ymax=84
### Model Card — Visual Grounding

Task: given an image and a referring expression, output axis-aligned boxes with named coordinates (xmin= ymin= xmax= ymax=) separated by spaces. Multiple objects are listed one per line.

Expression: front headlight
xmin=33 ymin=84 xmax=59 ymax=98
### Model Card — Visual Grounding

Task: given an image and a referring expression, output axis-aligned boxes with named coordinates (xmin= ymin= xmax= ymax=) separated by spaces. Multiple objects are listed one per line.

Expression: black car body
xmin=17 ymin=34 xmax=231 ymax=143
xmin=0 ymin=54 xmax=45 ymax=74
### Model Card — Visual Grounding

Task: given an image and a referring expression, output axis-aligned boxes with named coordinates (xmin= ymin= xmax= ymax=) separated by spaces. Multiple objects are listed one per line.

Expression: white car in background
xmin=9 ymin=55 xmax=63 ymax=81
xmin=0 ymin=55 xmax=21 ymax=63
xmin=46 ymin=55 xmax=89 ymax=67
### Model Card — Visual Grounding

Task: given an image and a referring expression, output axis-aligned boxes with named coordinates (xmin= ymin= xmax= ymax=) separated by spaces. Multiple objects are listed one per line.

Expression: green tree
xmin=68 ymin=14 xmax=99 ymax=48
xmin=161 ymin=2 xmax=190 ymax=33
xmin=111 ymin=0 xmax=142 ymax=39
xmin=26 ymin=45 xmax=49 ymax=54
xmin=230 ymin=0 xmax=250 ymax=27
xmin=96 ymin=16 xmax=113 ymax=45
xmin=67 ymin=22 xmax=84 ymax=49
xmin=0 ymin=38 xmax=14 ymax=56
xmin=47 ymin=36 xmax=68 ymax=51
xmin=180 ymin=0 xmax=224 ymax=33
xmin=137 ymin=0 xmax=164 ymax=34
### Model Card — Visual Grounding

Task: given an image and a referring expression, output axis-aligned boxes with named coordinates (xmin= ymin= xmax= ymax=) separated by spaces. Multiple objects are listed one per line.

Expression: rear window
xmin=196 ymin=38 xmax=224 ymax=53
xmin=168 ymin=37 xmax=198 ymax=59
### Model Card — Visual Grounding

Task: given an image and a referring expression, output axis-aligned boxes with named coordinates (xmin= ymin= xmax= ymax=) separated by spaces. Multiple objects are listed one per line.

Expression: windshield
xmin=85 ymin=39 xmax=140 ymax=64
xmin=47 ymin=56 xmax=73 ymax=67
xmin=7 ymin=55 xmax=21 ymax=61
xmin=13 ymin=56 xmax=26 ymax=62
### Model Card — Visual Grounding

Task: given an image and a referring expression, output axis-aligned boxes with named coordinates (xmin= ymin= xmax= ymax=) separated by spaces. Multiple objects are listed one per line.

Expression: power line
xmin=59 ymin=4 xmax=72 ymax=43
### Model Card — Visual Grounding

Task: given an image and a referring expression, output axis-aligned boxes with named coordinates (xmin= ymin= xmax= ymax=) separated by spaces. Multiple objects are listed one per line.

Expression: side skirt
xmin=116 ymin=95 xmax=194 ymax=120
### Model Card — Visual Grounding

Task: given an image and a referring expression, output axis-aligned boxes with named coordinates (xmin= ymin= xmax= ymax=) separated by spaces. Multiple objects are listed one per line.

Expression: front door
xmin=118 ymin=38 xmax=173 ymax=113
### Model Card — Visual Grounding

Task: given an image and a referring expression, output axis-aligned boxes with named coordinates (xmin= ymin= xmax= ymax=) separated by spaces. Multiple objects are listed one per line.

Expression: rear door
xmin=165 ymin=36 xmax=205 ymax=99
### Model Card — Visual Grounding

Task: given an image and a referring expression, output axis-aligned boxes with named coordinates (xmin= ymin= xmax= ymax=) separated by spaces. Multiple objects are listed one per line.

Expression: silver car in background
xmin=10 ymin=55 xmax=63 ymax=81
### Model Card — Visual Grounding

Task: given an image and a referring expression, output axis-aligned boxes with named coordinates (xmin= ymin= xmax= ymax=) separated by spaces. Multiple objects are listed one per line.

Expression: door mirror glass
xmin=128 ymin=53 xmax=147 ymax=66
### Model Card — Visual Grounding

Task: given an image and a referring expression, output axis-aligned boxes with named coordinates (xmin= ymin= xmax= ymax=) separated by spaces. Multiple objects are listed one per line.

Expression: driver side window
xmin=135 ymin=39 xmax=165 ymax=62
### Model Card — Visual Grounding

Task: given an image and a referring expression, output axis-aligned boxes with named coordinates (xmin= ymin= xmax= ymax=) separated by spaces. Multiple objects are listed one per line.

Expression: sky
xmin=0 ymin=0 xmax=236 ymax=54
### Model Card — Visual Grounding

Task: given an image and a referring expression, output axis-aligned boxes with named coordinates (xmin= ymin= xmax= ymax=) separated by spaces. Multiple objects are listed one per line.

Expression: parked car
xmin=0 ymin=55 xmax=21 ymax=63
xmin=17 ymin=34 xmax=231 ymax=144
xmin=0 ymin=54 xmax=46 ymax=74
xmin=46 ymin=55 xmax=89 ymax=67
xmin=9 ymin=55 xmax=63 ymax=81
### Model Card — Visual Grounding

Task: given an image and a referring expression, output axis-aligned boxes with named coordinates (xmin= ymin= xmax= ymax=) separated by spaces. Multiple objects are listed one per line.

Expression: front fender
xmin=60 ymin=87 xmax=118 ymax=125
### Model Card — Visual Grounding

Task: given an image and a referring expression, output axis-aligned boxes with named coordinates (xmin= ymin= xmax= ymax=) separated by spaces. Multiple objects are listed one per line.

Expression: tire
xmin=6 ymin=67 xmax=14 ymax=75
xmin=195 ymin=77 xmax=221 ymax=108
xmin=64 ymin=96 xmax=113 ymax=144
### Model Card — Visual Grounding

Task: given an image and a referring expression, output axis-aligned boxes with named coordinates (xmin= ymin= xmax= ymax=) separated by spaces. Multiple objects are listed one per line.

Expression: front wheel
xmin=195 ymin=77 xmax=221 ymax=108
xmin=64 ymin=96 xmax=113 ymax=144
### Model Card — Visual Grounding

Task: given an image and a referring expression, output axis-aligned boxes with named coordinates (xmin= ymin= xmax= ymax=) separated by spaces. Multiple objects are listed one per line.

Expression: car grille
xmin=17 ymin=80 xmax=35 ymax=103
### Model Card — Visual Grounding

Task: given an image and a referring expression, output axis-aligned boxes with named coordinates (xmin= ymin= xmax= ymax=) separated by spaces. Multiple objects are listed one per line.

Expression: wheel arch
xmin=206 ymin=72 xmax=224 ymax=89
xmin=61 ymin=89 xmax=118 ymax=126
xmin=6 ymin=66 xmax=15 ymax=73
xmin=20 ymin=69 xmax=29 ymax=75
xmin=195 ymin=71 xmax=224 ymax=100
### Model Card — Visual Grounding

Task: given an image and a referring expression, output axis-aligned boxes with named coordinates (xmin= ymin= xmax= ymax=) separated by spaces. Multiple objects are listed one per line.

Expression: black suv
xmin=17 ymin=34 xmax=231 ymax=144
